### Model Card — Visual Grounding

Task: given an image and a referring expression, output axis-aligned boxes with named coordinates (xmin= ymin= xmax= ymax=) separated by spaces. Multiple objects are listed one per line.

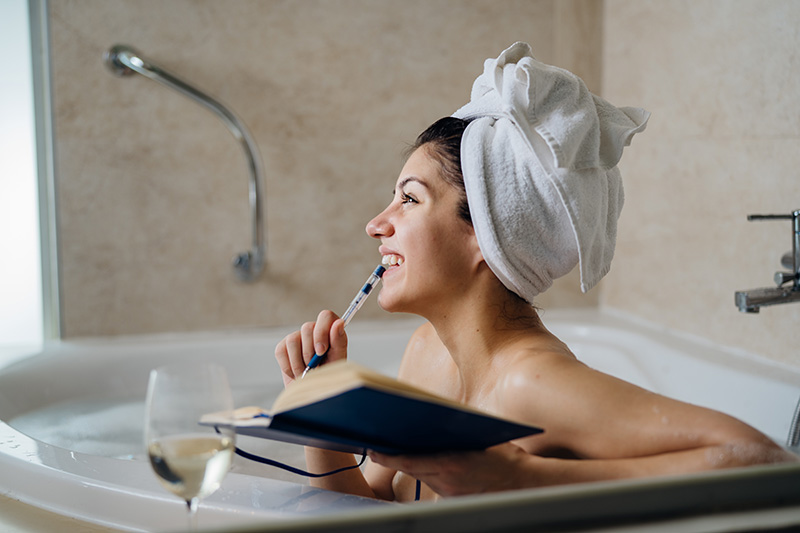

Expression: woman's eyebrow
xmin=394 ymin=176 xmax=429 ymax=194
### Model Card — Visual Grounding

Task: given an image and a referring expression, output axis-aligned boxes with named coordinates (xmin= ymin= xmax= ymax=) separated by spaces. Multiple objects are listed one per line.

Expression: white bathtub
xmin=1 ymin=309 xmax=799 ymax=532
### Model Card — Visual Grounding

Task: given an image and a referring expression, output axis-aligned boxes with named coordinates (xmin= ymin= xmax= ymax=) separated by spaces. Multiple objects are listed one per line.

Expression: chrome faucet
xmin=735 ymin=209 xmax=800 ymax=313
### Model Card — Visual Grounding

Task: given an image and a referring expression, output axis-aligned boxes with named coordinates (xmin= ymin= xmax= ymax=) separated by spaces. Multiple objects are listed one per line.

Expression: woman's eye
xmin=401 ymin=193 xmax=418 ymax=205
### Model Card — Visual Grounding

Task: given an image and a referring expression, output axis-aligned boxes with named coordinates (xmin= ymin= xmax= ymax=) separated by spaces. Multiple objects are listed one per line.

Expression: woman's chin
xmin=376 ymin=290 xmax=409 ymax=314
xmin=376 ymin=292 xmax=395 ymax=312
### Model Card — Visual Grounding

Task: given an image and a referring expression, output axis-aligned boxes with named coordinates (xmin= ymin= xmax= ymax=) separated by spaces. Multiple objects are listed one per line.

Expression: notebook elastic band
xmin=215 ymin=426 xmax=366 ymax=478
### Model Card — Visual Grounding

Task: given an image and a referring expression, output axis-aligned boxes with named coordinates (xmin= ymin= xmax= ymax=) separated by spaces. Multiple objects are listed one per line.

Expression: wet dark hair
xmin=407 ymin=117 xmax=472 ymax=224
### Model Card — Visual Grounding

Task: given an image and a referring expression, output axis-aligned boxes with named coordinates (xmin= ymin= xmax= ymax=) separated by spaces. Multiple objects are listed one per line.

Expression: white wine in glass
xmin=145 ymin=363 xmax=236 ymax=529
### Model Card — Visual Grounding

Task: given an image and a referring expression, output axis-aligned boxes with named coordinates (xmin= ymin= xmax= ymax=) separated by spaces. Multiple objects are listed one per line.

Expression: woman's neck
xmin=424 ymin=278 xmax=543 ymax=401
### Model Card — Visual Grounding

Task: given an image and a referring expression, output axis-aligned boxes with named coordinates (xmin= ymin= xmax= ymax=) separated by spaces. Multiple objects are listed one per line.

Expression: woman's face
xmin=366 ymin=146 xmax=481 ymax=315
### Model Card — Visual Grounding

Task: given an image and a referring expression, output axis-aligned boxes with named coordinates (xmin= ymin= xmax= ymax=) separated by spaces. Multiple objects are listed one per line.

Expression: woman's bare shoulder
xmin=407 ymin=321 xmax=440 ymax=347
xmin=495 ymin=337 xmax=654 ymax=442
xmin=396 ymin=322 xmax=456 ymax=393
xmin=495 ymin=344 xmax=585 ymax=411
xmin=496 ymin=338 xmax=779 ymax=459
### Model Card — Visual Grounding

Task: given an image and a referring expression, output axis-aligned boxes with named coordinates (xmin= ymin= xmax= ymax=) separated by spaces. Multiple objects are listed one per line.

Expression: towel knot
xmin=452 ymin=42 xmax=650 ymax=300
xmin=460 ymin=42 xmax=648 ymax=171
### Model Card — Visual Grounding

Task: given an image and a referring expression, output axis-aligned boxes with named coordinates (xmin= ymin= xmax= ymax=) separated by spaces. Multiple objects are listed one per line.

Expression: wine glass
xmin=144 ymin=363 xmax=236 ymax=529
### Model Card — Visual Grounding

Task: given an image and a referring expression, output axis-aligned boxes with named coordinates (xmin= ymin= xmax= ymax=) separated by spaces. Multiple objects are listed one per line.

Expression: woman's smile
xmin=381 ymin=253 xmax=404 ymax=267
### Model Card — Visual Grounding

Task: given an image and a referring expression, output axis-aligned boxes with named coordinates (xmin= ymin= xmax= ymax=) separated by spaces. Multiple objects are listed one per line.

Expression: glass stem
xmin=186 ymin=497 xmax=199 ymax=530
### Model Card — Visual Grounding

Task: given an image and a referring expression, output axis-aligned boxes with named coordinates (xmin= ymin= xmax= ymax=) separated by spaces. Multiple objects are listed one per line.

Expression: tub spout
xmin=103 ymin=44 xmax=265 ymax=281
xmin=735 ymin=286 xmax=800 ymax=313
xmin=735 ymin=209 xmax=800 ymax=313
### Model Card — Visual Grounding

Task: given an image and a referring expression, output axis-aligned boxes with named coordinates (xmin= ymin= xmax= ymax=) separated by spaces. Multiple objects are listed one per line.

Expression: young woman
xmin=274 ymin=44 xmax=797 ymax=502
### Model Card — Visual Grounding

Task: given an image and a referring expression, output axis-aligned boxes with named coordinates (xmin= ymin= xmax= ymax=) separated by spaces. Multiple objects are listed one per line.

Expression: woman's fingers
xmin=300 ymin=321 xmax=316 ymax=365
xmin=312 ymin=310 xmax=338 ymax=356
xmin=311 ymin=310 xmax=348 ymax=363
xmin=274 ymin=310 xmax=348 ymax=386
xmin=326 ymin=318 xmax=348 ymax=363
xmin=275 ymin=330 xmax=305 ymax=385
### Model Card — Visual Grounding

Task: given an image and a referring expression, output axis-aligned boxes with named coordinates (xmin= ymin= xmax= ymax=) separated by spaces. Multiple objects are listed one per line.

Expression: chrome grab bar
xmin=103 ymin=44 xmax=265 ymax=281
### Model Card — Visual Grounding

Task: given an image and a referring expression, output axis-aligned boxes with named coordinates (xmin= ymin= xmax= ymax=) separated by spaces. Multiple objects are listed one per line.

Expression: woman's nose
xmin=366 ymin=208 xmax=393 ymax=239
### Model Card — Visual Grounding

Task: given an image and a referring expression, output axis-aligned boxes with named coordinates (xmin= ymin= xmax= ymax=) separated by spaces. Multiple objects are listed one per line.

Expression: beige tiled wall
xmin=53 ymin=1 xmax=797 ymax=369
xmin=12 ymin=6 xmax=793 ymax=529
xmin=51 ymin=0 xmax=601 ymax=337
xmin=601 ymin=0 xmax=800 ymax=367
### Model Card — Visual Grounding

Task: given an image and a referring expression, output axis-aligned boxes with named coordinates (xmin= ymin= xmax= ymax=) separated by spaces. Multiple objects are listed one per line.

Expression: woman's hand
xmin=274 ymin=310 xmax=348 ymax=387
xmin=368 ymin=442 xmax=531 ymax=497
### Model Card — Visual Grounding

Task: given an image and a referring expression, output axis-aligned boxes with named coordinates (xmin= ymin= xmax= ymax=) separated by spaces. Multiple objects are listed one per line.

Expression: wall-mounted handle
xmin=774 ymin=271 xmax=797 ymax=286
xmin=104 ymin=44 xmax=266 ymax=281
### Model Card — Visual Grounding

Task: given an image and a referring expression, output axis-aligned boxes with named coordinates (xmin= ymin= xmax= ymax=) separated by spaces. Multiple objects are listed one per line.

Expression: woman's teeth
xmin=382 ymin=254 xmax=404 ymax=267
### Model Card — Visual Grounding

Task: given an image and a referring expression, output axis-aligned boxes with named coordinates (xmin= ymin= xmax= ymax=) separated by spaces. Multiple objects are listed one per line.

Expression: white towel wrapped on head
xmin=452 ymin=42 xmax=649 ymax=301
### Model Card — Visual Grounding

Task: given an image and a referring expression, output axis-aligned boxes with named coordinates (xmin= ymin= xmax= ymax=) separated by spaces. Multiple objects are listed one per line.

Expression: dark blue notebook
xmin=206 ymin=361 xmax=543 ymax=455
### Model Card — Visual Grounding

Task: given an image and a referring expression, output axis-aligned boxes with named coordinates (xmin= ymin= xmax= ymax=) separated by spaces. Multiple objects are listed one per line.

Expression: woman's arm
xmin=370 ymin=436 xmax=796 ymax=497
xmin=497 ymin=355 xmax=791 ymax=462
xmin=370 ymin=352 xmax=798 ymax=496
xmin=302 ymin=449 xmax=381 ymax=498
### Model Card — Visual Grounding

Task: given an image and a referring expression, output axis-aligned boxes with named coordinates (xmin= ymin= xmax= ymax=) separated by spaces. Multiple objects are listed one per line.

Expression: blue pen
xmin=301 ymin=265 xmax=386 ymax=378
